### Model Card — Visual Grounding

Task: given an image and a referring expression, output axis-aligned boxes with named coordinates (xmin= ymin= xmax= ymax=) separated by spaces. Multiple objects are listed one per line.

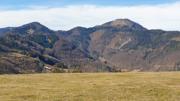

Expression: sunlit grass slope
xmin=0 ymin=72 xmax=180 ymax=101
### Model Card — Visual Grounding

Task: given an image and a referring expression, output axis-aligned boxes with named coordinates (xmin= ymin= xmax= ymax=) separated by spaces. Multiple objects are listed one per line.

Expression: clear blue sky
xmin=0 ymin=0 xmax=179 ymax=8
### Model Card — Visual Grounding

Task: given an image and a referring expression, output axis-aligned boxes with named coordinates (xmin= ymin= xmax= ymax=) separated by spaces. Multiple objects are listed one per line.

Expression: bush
xmin=56 ymin=62 xmax=68 ymax=69
xmin=52 ymin=68 xmax=65 ymax=73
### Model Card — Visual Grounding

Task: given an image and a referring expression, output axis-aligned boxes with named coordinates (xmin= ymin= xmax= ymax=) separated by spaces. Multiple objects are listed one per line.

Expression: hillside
xmin=0 ymin=72 xmax=180 ymax=101
xmin=1 ymin=19 xmax=180 ymax=73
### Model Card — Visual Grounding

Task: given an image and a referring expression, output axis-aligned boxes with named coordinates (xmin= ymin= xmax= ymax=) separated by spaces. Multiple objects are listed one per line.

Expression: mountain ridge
xmin=0 ymin=19 xmax=180 ymax=74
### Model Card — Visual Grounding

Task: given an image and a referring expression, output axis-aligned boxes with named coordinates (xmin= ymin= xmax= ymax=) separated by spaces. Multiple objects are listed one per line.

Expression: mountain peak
xmin=16 ymin=22 xmax=54 ymax=34
xmin=22 ymin=22 xmax=46 ymax=29
xmin=28 ymin=22 xmax=42 ymax=26
xmin=102 ymin=19 xmax=147 ymax=30
xmin=106 ymin=19 xmax=133 ymax=25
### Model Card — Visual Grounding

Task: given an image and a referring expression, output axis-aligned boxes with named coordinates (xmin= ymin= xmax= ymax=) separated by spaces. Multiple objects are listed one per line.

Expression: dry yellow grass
xmin=0 ymin=72 xmax=180 ymax=101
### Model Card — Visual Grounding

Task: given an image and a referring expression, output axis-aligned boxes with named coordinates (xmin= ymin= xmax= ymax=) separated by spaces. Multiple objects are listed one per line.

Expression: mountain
xmin=100 ymin=19 xmax=147 ymax=30
xmin=0 ymin=19 xmax=180 ymax=74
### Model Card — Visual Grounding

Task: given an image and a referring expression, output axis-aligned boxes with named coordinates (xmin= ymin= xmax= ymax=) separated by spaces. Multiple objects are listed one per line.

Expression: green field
xmin=0 ymin=72 xmax=180 ymax=101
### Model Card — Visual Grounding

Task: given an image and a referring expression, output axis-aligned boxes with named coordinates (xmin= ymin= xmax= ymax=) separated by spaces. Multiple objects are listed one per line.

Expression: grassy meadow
xmin=0 ymin=72 xmax=180 ymax=101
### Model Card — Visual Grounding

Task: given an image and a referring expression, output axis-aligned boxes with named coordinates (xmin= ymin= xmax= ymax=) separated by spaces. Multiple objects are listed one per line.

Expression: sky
xmin=0 ymin=0 xmax=180 ymax=31
xmin=0 ymin=0 xmax=179 ymax=7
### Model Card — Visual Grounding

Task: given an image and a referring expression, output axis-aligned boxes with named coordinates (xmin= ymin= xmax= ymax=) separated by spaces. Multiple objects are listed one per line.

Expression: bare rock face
xmin=0 ymin=19 xmax=180 ymax=73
